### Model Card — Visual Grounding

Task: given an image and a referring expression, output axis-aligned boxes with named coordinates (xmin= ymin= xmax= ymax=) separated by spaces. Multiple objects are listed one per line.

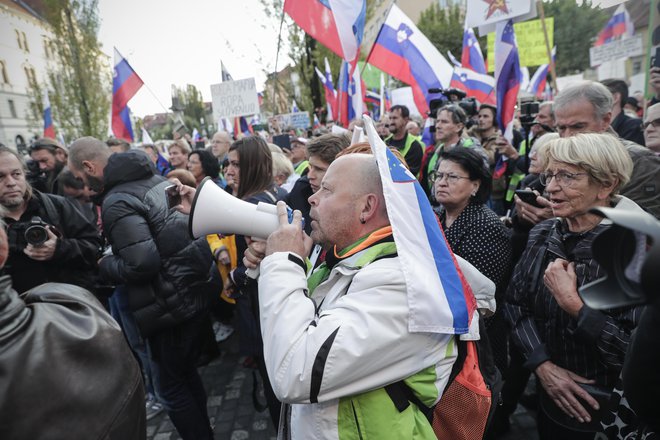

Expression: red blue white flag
xmin=314 ymin=57 xmax=338 ymax=121
xmin=42 ymin=90 xmax=55 ymax=139
xmin=527 ymin=47 xmax=556 ymax=99
xmin=493 ymin=20 xmax=521 ymax=179
xmin=594 ymin=4 xmax=634 ymax=47
xmin=112 ymin=48 xmax=143 ymax=141
xmin=284 ymin=0 xmax=366 ymax=69
xmin=366 ymin=4 xmax=453 ymax=116
xmin=450 ymin=66 xmax=495 ymax=105
xmin=365 ymin=115 xmax=476 ymax=334
xmin=461 ymin=27 xmax=487 ymax=74
xmin=494 ymin=20 xmax=521 ymax=143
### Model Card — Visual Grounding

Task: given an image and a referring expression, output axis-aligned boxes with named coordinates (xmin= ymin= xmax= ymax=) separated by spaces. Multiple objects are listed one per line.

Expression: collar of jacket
xmin=0 ymin=275 xmax=29 ymax=340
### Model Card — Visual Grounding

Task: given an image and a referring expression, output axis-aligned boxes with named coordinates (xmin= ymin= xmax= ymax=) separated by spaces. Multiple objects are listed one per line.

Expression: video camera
xmin=7 ymin=216 xmax=52 ymax=252
xmin=428 ymin=88 xmax=478 ymax=119
xmin=25 ymin=159 xmax=48 ymax=193
xmin=519 ymin=99 xmax=540 ymax=128
xmin=579 ymin=207 xmax=660 ymax=309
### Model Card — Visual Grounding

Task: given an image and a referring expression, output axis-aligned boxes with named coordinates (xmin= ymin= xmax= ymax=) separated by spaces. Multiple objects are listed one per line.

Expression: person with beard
xmin=384 ymin=105 xmax=424 ymax=176
xmin=28 ymin=137 xmax=68 ymax=195
xmin=0 ymin=146 xmax=101 ymax=294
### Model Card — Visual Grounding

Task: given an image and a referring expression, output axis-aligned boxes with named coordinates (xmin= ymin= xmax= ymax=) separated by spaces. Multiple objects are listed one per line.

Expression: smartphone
xmin=165 ymin=184 xmax=181 ymax=209
xmin=654 ymin=47 xmax=660 ymax=69
xmin=515 ymin=190 xmax=542 ymax=208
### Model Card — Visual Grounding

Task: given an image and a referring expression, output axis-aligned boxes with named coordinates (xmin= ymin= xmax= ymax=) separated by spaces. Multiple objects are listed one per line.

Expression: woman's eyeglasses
xmin=539 ymin=171 xmax=588 ymax=187
xmin=429 ymin=171 xmax=471 ymax=187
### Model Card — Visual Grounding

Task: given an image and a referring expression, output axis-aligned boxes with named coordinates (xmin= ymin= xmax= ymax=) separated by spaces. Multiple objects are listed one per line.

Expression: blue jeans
xmin=148 ymin=314 xmax=213 ymax=440
xmin=109 ymin=286 xmax=156 ymax=397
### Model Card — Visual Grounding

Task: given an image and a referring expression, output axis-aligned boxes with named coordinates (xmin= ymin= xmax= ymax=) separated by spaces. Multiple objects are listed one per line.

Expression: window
xmin=15 ymin=30 xmax=23 ymax=50
xmin=23 ymin=66 xmax=37 ymax=86
xmin=0 ymin=61 xmax=8 ymax=84
xmin=43 ymin=38 xmax=50 ymax=59
xmin=22 ymin=32 xmax=29 ymax=53
xmin=8 ymin=100 xmax=17 ymax=118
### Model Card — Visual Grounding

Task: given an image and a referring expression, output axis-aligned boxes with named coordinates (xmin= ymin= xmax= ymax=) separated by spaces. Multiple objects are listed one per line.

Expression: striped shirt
xmin=504 ymin=217 xmax=643 ymax=388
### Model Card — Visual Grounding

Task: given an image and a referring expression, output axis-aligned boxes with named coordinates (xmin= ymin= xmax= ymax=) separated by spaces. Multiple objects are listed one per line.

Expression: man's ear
xmin=82 ymin=160 xmax=96 ymax=175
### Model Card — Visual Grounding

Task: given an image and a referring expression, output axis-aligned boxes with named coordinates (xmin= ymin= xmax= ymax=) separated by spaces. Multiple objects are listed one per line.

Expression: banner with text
xmin=487 ymin=17 xmax=554 ymax=71
xmin=211 ymin=78 xmax=259 ymax=120
xmin=274 ymin=112 xmax=311 ymax=130
xmin=590 ymin=35 xmax=643 ymax=67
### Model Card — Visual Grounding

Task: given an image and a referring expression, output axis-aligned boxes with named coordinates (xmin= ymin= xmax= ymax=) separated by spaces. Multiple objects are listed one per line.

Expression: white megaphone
xmin=188 ymin=177 xmax=282 ymax=240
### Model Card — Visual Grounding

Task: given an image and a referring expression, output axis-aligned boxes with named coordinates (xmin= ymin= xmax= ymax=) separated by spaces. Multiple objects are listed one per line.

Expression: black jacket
xmin=611 ymin=111 xmax=645 ymax=146
xmin=0 ymin=277 xmax=145 ymax=439
xmin=99 ymin=150 xmax=220 ymax=336
xmin=5 ymin=191 xmax=101 ymax=293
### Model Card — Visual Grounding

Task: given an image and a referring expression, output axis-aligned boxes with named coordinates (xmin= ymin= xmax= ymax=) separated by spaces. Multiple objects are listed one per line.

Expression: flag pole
xmin=537 ymin=1 xmax=558 ymax=95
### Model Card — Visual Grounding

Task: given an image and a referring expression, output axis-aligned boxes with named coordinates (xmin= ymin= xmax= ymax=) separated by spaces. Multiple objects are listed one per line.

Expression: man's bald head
xmin=68 ymin=137 xmax=112 ymax=172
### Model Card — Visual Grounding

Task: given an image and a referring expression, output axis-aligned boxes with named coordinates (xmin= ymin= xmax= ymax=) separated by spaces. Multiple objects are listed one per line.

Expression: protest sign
xmin=211 ymin=78 xmax=259 ymax=120
xmin=590 ymin=35 xmax=643 ymax=67
xmin=274 ymin=112 xmax=311 ymax=130
xmin=487 ymin=18 xmax=554 ymax=71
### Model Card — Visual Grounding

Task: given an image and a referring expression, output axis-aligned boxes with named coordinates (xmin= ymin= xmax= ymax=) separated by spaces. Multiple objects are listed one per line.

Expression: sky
xmin=97 ymin=0 xmax=289 ymax=118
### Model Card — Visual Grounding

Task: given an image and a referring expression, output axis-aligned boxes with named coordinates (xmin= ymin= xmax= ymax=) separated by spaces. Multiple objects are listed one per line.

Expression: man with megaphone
xmin=176 ymin=141 xmax=497 ymax=439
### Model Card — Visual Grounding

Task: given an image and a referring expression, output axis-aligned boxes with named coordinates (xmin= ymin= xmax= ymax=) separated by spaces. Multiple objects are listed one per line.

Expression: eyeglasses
xmin=429 ymin=171 xmax=471 ymax=186
xmin=539 ymin=171 xmax=589 ymax=187
xmin=642 ymin=118 xmax=660 ymax=130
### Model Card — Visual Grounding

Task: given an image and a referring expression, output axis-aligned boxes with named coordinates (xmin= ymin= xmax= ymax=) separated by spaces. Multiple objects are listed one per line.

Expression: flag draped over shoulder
xmin=284 ymin=0 xmax=365 ymax=68
xmin=112 ymin=48 xmax=143 ymax=141
xmin=364 ymin=115 xmax=476 ymax=334
xmin=366 ymin=4 xmax=453 ymax=116
xmin=42 ymin=90 xmax=55 ymax=139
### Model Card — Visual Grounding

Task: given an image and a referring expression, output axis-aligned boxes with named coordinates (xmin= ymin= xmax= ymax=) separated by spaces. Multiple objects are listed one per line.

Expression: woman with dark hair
xmin=225 ymin=135 xmax=286 ymax=426
xmin=187 ymin=149 xmax=221 ymax=187
xmin=431 ymin=147 xmax=512 ymax=371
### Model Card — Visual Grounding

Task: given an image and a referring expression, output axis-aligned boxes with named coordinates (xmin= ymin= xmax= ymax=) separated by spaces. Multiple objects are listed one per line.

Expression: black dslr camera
xmin=25 ymin=159 xmax=48 ymax=193
xmin=519 ymin=100 xmax=540 ymax=128
xmin=7 ymin=216 xmax=51 ymax=252
xmin=428 ymin=88 xmax=478 ymax=118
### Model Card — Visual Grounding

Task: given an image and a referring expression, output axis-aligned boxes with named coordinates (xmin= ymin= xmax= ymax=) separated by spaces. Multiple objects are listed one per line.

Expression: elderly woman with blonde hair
xmin=504 ymin=133 xmax=645 ymax=440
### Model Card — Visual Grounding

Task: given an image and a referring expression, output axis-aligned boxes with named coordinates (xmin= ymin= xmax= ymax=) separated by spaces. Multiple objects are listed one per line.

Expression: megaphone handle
xmin=246 ymin=266 xmax=260 ymax=280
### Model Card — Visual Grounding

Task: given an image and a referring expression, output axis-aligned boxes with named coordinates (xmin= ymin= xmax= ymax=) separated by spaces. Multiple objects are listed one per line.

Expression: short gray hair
xmin=554 ymin=81 xmax=613 ymax=121
xmin=539 ymin=101 xmax=554 ymax=120
xmin=545 ymin=132 xmax=632 ymax=195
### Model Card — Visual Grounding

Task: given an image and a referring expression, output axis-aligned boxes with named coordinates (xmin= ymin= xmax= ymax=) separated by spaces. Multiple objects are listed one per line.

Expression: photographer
xmin=0 ymin=146 xmax=101 ymax=293
xmin=28 ymin=137 xmax=68 ymax=195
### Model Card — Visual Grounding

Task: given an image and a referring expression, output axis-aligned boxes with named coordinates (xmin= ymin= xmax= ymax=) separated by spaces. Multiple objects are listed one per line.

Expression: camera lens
xmin=25 ymin=225 xmax=48 ymax=246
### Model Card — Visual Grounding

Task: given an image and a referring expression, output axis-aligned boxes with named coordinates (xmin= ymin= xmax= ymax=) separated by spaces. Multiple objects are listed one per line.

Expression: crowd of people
xmin=1 ymin=75 xmax=659 ymax=440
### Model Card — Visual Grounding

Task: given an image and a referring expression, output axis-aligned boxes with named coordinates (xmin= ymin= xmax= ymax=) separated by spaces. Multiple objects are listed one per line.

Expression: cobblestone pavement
xmin=146 ymin=331 xmax=539 ymax=440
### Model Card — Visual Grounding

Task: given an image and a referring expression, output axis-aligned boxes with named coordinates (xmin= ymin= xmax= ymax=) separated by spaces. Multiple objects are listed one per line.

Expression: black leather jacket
xmin=0 ymin=276 xmax=145 ymax=439
xmin=99 ymin=150 xmax=220 ymax=336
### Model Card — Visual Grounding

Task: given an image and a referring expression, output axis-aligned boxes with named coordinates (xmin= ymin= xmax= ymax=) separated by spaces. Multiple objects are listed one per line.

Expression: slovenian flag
xmin=366 ymin=4 xmax=453 ymax=115
xmin=461 ymin=27 xmax=487 ymax=74
xmin=284 ymin=0 xmax=365 ymax=70
xmin=315 ymin=57 xmax=338 ymax=121
xmin=42 ymin=90 xmax=55 ymax=139
xmin=366 ymin=115 xmax=475 ymax=334
xmin=594 ymin=4 xmax=634 ymax=47
xmin=112 ymin=48 xmax=143 ymax=141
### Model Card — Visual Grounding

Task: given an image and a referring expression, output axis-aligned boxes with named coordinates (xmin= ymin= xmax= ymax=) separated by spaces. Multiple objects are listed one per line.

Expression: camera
xmin=7 ymin=216 xmax=51 ymax=252
xmin=519 ymin=100 xmax=540 ymax=128
xmin=25 ymin=159 xmax=48 ymax=193
xmin=428 ymin=88 xmax=479 ymax=133
xmin=579 ymin=207 xmax=660 ymax=309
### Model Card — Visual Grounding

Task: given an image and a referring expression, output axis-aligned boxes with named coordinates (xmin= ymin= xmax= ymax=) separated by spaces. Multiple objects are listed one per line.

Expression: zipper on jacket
xmin=351 ymin=401 xmax=364 ymax=440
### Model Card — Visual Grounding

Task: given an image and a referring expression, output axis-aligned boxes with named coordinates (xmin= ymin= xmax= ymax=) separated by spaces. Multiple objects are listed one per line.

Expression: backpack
xmin=385 ymin=315 xmax=503 ymax=440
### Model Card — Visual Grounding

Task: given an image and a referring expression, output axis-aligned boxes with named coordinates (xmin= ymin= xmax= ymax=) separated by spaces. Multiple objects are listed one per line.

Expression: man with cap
xmin=29 ymin=137 xmax=68 ymax=195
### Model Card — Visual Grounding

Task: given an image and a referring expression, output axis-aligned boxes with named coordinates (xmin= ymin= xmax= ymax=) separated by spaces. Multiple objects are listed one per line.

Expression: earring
xmin=359 ymin=217 xmax=366 ymax=224
xmin=471 ymin=191 xmax=477 ymax=197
